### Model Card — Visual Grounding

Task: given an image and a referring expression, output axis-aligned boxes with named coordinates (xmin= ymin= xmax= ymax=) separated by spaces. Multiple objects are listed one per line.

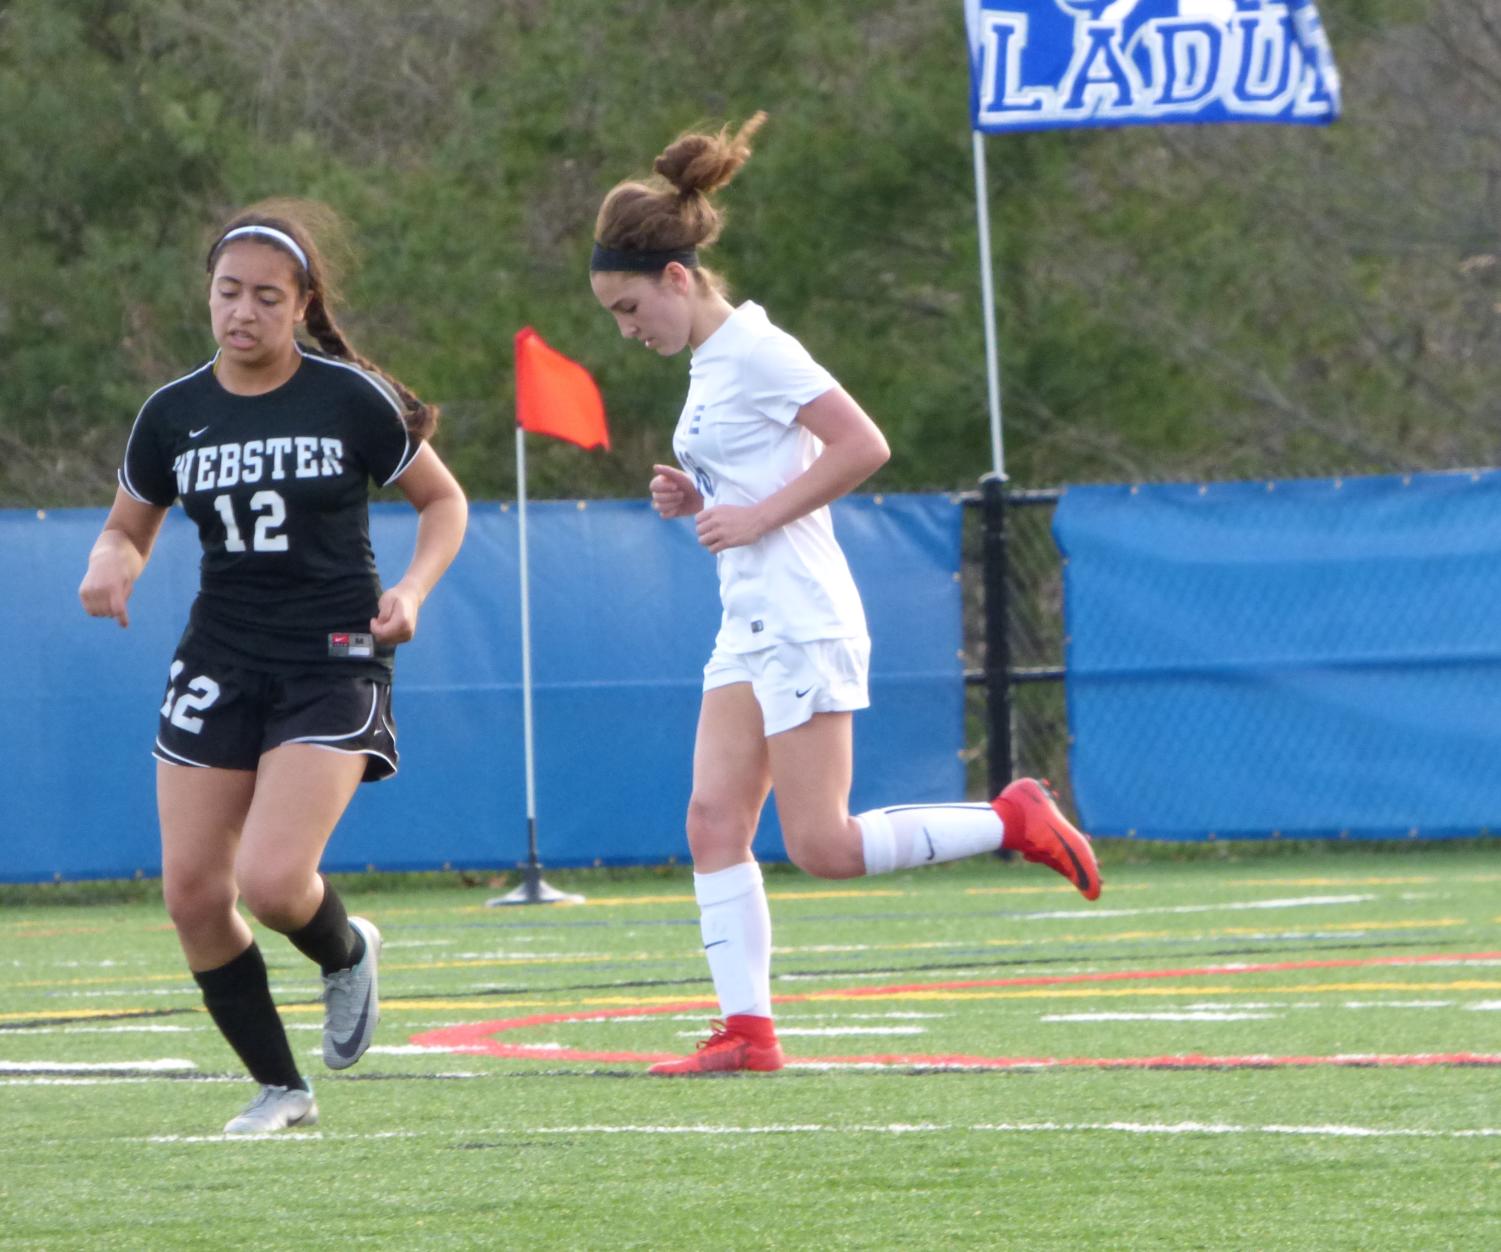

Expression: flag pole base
xmin=486 ymin=865 xmax=584 ymax=907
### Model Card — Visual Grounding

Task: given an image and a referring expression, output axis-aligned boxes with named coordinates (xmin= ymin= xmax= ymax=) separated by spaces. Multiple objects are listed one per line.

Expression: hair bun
xmin=653 ymin=112 xmax=767 ymax=197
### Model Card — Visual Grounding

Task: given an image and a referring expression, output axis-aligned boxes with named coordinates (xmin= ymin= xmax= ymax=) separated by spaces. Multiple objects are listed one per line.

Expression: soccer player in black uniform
xmin=79 ymin=200 xmax=468 ymax=1134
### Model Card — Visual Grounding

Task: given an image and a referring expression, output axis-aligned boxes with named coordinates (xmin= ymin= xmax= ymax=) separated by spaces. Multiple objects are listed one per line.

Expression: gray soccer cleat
xmin=223 ymin=1083 xmax=318 ymax=1135
xmin=322 ymin=915 xmax=381 ymax=1070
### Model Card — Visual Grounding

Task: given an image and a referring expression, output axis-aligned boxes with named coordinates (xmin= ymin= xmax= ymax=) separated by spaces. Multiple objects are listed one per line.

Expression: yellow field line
xmin=1234 ymin=877 xmax=1435 ymax=887
xmin=1234 ymin=874 xmax=1501 ymax=887
xmin=0 ymin=1006 xmax=175 ymax=1024
xmin=451 ymin=887 xmax=912 ymax=911
xmin=964 ymin=883 xmax=1150 ymax=896
xmin=11 ymin=972 xmax=195 ymax=990
xmin=1215 ymin=919 xmax=1464 ymax=934
xmin=359 ymin=978 xmax=1501 ymax=1016
xmin=806 ymin=980 xmax=1501 ymax=1003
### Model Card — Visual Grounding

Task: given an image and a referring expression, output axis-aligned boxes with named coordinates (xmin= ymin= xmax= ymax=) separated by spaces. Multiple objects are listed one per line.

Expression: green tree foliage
xmin=1 ymin=0 xmax=1496 ymax=506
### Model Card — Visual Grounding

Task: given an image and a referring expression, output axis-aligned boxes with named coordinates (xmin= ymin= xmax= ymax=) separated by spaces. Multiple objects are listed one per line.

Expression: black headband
xmin=590 ymin=243 xmax=700 ymax=273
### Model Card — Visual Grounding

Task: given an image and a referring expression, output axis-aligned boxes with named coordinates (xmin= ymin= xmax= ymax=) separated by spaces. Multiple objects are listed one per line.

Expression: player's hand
xmin=78 ymin=557 xmax=133 ymax=628
xmin=649 ymin=464 xmax=703 ymax=520
xmin=372 ymin=585 xmax=421 ymax=645
xmin=694 ymin=504 xmax=767 ymax=554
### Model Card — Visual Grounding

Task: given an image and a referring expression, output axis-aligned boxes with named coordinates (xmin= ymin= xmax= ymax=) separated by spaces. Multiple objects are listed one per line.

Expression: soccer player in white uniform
xmin=79 ymin=201 xmax=468 ymax=1131
xmin=589 ymin=115 xmax=1101 ymax=1075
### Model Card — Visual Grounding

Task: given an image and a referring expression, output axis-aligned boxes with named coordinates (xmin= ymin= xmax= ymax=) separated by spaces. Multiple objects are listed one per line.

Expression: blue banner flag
xmin=966 ymin=0 xmax=1340 ymax=132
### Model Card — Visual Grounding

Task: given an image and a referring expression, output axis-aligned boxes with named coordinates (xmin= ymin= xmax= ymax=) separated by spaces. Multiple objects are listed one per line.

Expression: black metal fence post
xmin=980 ymin=472 xmax=1013 ymax=796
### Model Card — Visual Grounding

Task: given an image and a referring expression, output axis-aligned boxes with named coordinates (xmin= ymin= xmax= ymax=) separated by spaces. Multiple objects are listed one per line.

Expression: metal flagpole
xmin=972 ymin=128 xmax=1005 ymax=480
xmin=972 ymin=125 xmax=1019 ymax=796
xmin=487 ymin=426 xmax=583 ymax=906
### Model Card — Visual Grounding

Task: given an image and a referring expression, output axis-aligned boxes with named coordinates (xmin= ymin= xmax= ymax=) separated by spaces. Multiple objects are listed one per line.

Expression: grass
xmin=2 ymin=849 xmax=1498 ymax=1250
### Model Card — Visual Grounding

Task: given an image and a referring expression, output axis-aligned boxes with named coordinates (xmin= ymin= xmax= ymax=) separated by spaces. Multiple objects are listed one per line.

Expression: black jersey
xmin=119 ymin=350 xmax=420 ymax=677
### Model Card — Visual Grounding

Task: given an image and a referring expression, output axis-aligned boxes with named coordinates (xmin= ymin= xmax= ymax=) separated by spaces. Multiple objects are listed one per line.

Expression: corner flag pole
xmin=487 ymin=424 xmax=584 ymax=906
xmin=488 ymin=326 xmax=607 ymax=906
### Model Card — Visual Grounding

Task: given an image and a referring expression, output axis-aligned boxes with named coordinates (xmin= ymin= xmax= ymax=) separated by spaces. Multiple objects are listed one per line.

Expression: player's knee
xmin=234 ymin=862 xmax=310 ymax=931
xmin=161 ymin=873 xmax=237 ymax=939
xmin=685 ymin=795 xmax=755 ymax=865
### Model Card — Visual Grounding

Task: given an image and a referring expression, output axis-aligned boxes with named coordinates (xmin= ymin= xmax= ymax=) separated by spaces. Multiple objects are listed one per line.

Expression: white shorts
xmin=703 ymin=636 xmax=871 ymax=737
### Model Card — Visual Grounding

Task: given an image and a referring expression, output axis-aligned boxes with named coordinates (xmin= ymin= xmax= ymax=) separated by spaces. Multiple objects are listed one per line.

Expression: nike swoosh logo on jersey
xmin=794 ymin=686 xmax=813 ymax=698
xmin=188 ymin=426 xmax=210 ymax=438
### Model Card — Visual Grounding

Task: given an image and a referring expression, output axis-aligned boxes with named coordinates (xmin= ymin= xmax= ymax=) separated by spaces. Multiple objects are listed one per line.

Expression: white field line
xmin=132 ymin=1122 xmax=1501 ymax=1145
xmin=1040 ymin=1012 xmax=1278 ymax=1023
xmin=50 ymin=985 xmax=317 ymax=1000
xmin=4 ymin=1072 xmax=484 ymax=1088
xmin=387 ymin=1021 xmax=491 ymax=1028
xmin=315 ymin=1038 xmax=574 ymax=1059
xmin=43 ymin=961 xmax=143 ymax=969
xmin=2 ymin=1076 xmax=239 ymax=1086
xmin=518 ymin=1122 xmax=1501 ymax=1140
xmin=449 ymin=952 xmax=605 ymax=961
xmin=345 ymin=1045 xmax=468 ymax=1056
xmin=0 ymin=1059 xmax=197 ymax=1073
xmin=1466 ymin=1001 xmax=1501 ymax=1011
xmin=779 ymin=969 xmax=992 ymax=982
xmin=57 ymin=989 xmax=201 ymax=999
xmin=0 ymin=1024 xmax=195 ymax=1034
xmin=284 ymin=1021 xmax=474 ymax=1032
xmin=779 ymin=1012 xmax=946 ymax=1021
xmin=141 ymin=1131 xmax=421 ymax=1143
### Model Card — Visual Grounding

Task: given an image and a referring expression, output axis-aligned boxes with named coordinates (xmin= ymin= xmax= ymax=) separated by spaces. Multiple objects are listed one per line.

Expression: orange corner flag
xmin=514 ymin=327 xmax=610 ymax=451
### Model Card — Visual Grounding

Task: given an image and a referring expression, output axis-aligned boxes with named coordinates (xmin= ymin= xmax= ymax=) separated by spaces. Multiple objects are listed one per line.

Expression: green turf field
xmin=2 ymin=849 xmax=1498 ymax=1250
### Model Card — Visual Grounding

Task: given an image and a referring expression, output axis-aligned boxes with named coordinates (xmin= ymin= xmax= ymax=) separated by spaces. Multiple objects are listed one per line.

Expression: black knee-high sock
xmin=192 ymin=943 xmax=305 ymax=1090
xmin=285 ymin=875 xmax=363 ymax=975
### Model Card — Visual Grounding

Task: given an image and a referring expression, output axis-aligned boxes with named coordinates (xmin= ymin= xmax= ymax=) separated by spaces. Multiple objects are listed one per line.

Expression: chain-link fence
xmin=961 ymin=481 xmax=1070 ymax=808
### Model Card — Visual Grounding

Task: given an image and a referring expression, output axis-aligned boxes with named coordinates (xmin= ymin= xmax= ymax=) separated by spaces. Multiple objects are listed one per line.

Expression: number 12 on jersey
xmin=213 ymin=490 xmax=288 ymax=552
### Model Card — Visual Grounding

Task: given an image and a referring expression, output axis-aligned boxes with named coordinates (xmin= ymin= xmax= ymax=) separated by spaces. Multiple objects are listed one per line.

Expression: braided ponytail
xmin=302 ymin=295 xmax=438 ymax=441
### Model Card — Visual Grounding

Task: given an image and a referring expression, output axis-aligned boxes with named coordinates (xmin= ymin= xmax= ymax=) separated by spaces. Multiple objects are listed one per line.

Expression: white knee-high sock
xmin=694 ymin=861 xmax=773 ymax=1019
xmin=855 ymin=803 xmax=1004 ymax=875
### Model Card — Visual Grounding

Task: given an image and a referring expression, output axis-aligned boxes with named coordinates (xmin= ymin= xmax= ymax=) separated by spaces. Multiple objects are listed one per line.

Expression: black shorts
xmin=153 ymin=654 xmax=398 ymax=782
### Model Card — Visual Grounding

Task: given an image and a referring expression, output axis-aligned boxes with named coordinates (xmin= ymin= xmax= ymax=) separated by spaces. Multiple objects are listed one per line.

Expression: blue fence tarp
xmin=2 ymin=495 xmax=964 ymax=882
xmin=1054 ymin=472 xmax=1501 ymax=839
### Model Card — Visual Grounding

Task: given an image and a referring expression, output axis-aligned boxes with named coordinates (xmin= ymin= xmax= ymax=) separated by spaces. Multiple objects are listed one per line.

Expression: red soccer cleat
xmin=647 ymin=1016 xmax=786 ymax=1076
xmin=994 ymin=778 xmax=1102 ymax=901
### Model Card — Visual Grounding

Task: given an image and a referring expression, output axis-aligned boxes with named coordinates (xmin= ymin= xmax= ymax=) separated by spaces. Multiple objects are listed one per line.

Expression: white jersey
xmin=673 ymin=301 xmax=868 ymax=654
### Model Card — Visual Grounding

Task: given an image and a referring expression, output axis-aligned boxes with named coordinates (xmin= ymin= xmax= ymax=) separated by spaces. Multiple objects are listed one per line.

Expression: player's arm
xmin=372 ymin=442 xmax=468 ymax=644
xmin=79 ymin=488 xmax=169 ymax=629
xmin=693 ymin=387 xmax=890 ymax=554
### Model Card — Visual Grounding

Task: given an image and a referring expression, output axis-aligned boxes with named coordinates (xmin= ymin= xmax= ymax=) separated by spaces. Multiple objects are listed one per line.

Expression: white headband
xmin=216 ymin=225 xmax=309 ymax=271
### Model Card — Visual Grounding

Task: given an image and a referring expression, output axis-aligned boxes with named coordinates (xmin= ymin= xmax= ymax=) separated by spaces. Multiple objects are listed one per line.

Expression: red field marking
xmin=408 ymin=951 xmax=1501 ymax=1068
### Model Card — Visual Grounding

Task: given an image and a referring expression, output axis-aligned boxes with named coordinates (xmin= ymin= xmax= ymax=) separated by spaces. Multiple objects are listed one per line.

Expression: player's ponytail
xmin=206 ymin=199 xmax=439 ymax=441
xmin=592 ymin=112 xmax=767 ymax=294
